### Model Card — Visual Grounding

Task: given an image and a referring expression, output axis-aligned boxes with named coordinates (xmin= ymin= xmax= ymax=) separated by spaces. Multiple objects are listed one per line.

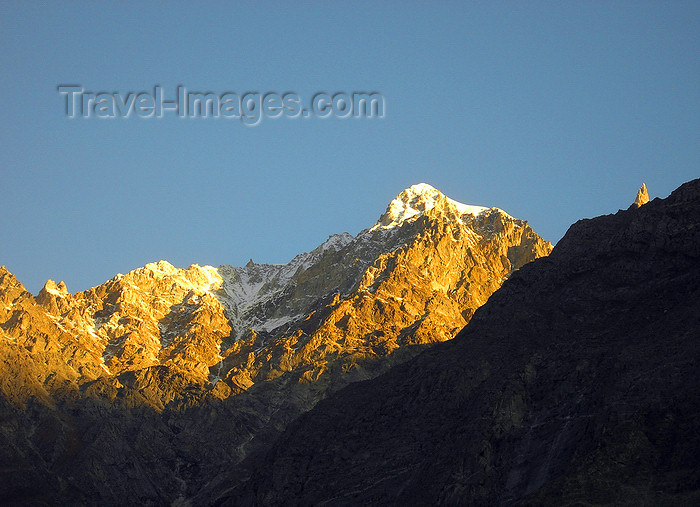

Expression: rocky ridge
xmin=222 ymin=179 xmax=700 ymax=505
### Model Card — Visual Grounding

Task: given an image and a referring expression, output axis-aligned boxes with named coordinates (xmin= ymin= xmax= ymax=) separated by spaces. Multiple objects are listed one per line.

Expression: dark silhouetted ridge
xmin=219 ymin=179 xmax=700 ymax=506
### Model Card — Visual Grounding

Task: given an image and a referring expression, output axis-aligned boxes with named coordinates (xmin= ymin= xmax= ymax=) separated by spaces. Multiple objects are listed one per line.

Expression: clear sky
xmin=1 ymin=1 xmax=698 ymax=294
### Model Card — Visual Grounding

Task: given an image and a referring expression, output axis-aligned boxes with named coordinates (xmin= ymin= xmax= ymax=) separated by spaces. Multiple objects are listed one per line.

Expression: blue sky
xmin=1 ymin=1 xmax=698 ymax=294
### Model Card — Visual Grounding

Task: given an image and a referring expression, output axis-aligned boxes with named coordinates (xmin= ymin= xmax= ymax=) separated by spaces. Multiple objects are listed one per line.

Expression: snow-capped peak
xmin=371 ymin=183 xmax=489 ymax=230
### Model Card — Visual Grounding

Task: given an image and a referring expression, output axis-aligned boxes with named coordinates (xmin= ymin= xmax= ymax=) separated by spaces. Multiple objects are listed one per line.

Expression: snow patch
xmin=45 ymin=286 xmax=64 ymax=297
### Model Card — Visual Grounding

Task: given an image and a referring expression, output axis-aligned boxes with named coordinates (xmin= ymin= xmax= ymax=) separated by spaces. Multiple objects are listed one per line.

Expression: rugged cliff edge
xmin=0 ymin=183 xmax=551 ymax=504
xmin=220 ymin=179 xmax=700 ymax=506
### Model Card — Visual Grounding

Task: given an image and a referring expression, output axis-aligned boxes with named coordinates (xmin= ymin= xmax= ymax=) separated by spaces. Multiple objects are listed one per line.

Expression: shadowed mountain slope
xmin=220 ymin=178 xmax=700 ymax=506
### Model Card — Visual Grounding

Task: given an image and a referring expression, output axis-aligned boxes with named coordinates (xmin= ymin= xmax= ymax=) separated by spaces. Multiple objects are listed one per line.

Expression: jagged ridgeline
xmin=0 ymin=183 xmax=551 ymax=503
xmin=217 ymin=180 xmax=700 ymax=506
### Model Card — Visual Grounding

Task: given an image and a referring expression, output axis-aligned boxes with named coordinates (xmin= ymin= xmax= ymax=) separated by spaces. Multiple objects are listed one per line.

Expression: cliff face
xmin=224 ymin=179 xmax=700 ymax=506
xmin=0 ymin=183 xmax=551 ymax=504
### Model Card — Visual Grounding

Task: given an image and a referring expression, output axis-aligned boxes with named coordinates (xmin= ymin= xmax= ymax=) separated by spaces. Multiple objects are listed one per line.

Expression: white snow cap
xmin=372 ymin=183 xmax=489 ymax=230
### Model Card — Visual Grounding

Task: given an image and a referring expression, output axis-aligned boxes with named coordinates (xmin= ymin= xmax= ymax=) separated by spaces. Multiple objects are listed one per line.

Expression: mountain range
xmin=2 ymin=179 xmax=698 ymax=505
xmin=0 ymin=183 xmax=551 ymax=504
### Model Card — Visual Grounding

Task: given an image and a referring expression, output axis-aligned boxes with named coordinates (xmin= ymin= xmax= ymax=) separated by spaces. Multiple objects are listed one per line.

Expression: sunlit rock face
xmin=633 ymin=182 xmax=650 ymax=208
xmin=0 ymin=183 xmax=551 ymax=504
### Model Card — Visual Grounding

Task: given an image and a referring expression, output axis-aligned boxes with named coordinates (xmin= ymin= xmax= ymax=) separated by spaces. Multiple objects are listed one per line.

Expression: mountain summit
xmin=633 ymin=182 xmax=650 ymax=207
xmin=373 ymin=183 xmax=491 ymax=230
